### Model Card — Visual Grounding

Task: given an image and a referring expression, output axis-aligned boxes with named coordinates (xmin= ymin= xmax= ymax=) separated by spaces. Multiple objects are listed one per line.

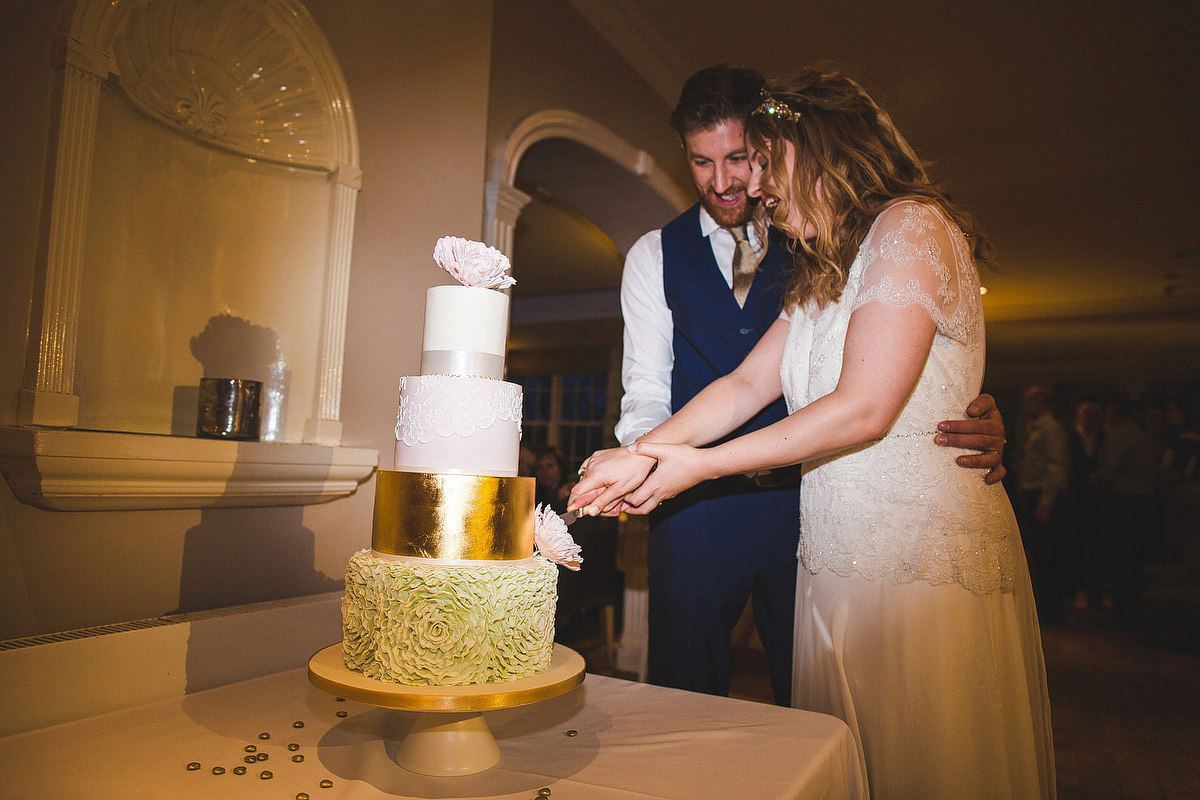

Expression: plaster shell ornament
xmin=109 ymin=0 xmax=337 ymax=169
xmin=433 ymin=236 xmax=516 ymax=290
xmin=533 ymin=504 xmax=583 ymax=571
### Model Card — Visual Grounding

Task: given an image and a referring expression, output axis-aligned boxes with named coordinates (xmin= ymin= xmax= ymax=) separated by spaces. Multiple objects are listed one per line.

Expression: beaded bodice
xmin=781 ymin=202 xmax=1018 ymax=594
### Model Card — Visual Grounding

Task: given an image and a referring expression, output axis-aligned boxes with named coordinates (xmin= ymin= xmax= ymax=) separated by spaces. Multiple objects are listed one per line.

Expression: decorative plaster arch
xmin=485 ymin=109 xmax=690 ymax=256
xmin=23 ymin=0 xmax=360 ymax=442
xmin=0 ymin=0 xmax=378 ymax=512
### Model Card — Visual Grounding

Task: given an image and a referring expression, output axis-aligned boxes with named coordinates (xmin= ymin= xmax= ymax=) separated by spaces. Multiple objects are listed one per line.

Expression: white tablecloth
xmin=0 ymin=667 xmax=865 ymax=799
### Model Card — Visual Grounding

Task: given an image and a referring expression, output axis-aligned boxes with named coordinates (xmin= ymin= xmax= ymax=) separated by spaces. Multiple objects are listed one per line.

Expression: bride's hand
xmin=567 ymin=446 xmax=657 ymax=516
xmin=619 ymin=441 xmax=716 ymax=514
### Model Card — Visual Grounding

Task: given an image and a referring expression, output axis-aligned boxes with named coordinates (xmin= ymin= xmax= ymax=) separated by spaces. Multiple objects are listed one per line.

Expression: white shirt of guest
xmin=614 ymin=206 xmax=764 ymax=446
xmin=1017 ymin=412 xmax=1070 ymax=508
xmin=1094 ymin=418 xmax=1159 ymax=497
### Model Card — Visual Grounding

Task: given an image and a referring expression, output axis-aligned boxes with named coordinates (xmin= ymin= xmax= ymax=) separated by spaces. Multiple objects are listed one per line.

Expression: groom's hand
xmin=935 ymin=393 xmax=1007 ymax=484
xmin=620 ymin=441 xmax=714 ymax=513
xmin=567 ymin=446 xmax=658 ymax=517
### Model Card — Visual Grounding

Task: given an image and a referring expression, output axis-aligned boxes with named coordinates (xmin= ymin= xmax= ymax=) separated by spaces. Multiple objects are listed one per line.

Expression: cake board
xmin=308 ymin=642 xmax=585 ymax=776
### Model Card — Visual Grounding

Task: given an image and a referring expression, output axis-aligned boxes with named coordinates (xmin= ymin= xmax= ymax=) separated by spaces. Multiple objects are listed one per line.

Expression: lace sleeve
xmin=850 ymin=202 xmax=981 ymax=344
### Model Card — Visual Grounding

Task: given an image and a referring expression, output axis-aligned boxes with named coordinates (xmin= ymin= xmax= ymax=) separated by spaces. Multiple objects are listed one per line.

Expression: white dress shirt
xmin=1017 ymin=413 xmax=1070 ymax=508
xmin=614 ymin=207 xmax=764 ymax=445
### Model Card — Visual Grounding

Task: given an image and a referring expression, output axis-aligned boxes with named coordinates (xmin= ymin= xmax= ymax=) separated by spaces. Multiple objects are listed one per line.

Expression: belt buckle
xmin=748 ymin=470 xmax=778 ymax=488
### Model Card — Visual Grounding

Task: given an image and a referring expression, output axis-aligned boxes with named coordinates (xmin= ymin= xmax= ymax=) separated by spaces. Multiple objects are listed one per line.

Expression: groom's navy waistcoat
xmin=652 ymin=203 xmax=800 ymax=707
xmin=661 ymin=204 xmax=791 ymax=438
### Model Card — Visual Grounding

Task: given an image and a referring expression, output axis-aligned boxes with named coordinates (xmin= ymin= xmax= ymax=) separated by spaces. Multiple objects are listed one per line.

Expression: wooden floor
xmin=1043 ymin=608 xmax=1200 ymax=800
xmin=564 ymin=601 xmax=1200 ymax=799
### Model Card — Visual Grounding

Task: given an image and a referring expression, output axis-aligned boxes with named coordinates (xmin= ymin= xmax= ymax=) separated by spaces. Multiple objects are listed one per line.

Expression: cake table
xmin=308 ymin=642 xmax=585 ymax=776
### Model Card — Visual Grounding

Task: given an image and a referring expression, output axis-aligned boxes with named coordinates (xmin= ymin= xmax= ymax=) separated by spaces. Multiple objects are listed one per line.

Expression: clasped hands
xmin=567 ymin=393 xmax=1008 ymax=518
xmin=567 ymin=437 xmax=708 ymax=518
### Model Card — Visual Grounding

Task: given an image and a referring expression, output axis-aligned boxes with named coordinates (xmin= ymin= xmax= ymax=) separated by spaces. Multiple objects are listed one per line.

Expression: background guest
xmin=1163 ymin=400 xmax=1200 ymax=483
xmin=534 ymin=446 xmax=571 ymax=512
xmin=519 ymin=444 xmax=538 ymax=478
xmin=1067 ymin=400 xmax=1104 ymax=608
xmin=1016 ymin=385 xmax=1071 ymax=624
xmin=1094 ymin=398 xmax=1161 ymax=629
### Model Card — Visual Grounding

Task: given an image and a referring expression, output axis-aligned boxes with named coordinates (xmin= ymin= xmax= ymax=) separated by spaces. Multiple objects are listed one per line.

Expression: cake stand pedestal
xmin=308 ymin=643 xmax=585 ymax=776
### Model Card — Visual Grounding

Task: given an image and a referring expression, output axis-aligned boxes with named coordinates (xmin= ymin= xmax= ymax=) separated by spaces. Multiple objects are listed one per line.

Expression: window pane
xmin=516 ymin=375 xmax=551 ymax=422
xmin=512 ymin=373 xmax=608 ymax=471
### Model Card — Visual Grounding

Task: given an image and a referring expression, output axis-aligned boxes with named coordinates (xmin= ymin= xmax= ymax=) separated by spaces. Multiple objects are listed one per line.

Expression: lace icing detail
xmin=395 ymin=375 xmax=522 ymax=445
xmin=781 ymin=202 xmax=1013 ymax=595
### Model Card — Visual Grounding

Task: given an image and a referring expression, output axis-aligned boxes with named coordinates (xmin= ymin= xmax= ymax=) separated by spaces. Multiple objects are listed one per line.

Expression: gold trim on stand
xmin=371 ymin=470 xmax=535 ymax=560
xmin=307 ymin=643 xmax=585 ymax=712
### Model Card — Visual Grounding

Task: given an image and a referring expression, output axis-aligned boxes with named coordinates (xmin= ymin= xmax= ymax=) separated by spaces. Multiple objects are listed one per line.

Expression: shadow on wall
xmin=172 ymin=313 xmax=291 ymax=441
xmin=174 ymin=437 xmax=346 ymax=692
xmin=177 ymin=587 xmax=344 ymax=702
xmin=173 ymin=506 xmax=341 ymax=615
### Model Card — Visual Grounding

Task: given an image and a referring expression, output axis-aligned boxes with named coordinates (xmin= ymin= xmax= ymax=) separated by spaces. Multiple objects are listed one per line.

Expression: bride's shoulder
xmin=872 ymin=199 xmax=953 ymax=234
xmin=864 ymin=201 xmax=969 ymax=262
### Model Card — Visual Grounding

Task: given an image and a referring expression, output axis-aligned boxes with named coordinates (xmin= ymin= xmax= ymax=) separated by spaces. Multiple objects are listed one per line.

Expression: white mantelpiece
xmin=0 ymin=427 xmax=376 ymax=511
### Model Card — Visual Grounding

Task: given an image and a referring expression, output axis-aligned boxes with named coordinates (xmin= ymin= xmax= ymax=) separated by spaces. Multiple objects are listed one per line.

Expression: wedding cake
xmin=342 ymin=237 xmax=581 ymax=686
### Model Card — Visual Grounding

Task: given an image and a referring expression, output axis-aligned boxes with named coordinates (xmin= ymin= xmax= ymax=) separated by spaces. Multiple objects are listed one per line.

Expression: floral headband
xmin=752 ymin=91 xmax=802 ymax=123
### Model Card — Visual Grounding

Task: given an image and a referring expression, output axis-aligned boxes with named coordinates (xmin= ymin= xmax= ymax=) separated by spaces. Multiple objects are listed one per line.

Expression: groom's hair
xmin=670 ymin=64 xmax=765 ymax=139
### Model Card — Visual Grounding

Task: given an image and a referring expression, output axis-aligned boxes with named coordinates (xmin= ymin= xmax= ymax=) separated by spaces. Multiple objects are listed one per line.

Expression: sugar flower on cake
xmin=433 ymin=236 xmax=516 ymax=290
xmin=533 ymin=504 xmax=583 ymax=570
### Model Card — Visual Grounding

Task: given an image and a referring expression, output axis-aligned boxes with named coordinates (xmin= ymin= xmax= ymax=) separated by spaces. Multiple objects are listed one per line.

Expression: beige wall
xmin=0 ymin=0 xmax=682 ymax=640
xmin=486 ymin=0 xmax=688 ymax=192
xmin=0 ymin=2 xmax=58 ymax=426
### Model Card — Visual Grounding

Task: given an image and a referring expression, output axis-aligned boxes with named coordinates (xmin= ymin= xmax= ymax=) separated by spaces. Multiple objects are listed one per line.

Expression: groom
xmin=587 ymin=65 xmax=1007 ymax=706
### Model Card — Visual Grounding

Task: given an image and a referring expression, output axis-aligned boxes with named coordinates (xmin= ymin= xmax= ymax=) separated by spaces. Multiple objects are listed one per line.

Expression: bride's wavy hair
xmin=746 ymin=66 xmax=995 ymax=309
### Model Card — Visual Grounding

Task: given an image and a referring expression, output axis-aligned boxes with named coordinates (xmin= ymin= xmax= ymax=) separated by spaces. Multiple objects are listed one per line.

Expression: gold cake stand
xmin=308 ymin=642 xmax=585 ymax=776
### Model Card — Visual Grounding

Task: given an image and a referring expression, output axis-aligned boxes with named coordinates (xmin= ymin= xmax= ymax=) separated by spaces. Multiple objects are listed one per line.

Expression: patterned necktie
xmin=730 ymin=224 xmax=757 ymax=308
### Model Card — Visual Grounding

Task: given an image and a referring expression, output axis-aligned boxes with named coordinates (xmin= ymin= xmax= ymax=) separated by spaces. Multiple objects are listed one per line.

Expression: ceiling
xmin=509 ymin=0 xmax=1200 ymax=387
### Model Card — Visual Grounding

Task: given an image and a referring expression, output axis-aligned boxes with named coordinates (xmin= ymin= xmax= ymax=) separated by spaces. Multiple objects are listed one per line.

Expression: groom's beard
xmin=700 ymin=186 xmax=755 ymax=229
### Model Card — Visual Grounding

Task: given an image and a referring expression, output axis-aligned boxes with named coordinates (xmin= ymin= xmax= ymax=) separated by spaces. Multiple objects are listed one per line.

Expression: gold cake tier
xmin=371 ymin=470 xmax=535 ymax=560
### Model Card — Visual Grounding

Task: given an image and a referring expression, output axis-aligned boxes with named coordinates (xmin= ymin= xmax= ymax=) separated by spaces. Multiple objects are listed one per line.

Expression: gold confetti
xmin=293 ymin=721 xmax=305 ymax=728
xmin=186 ymin=762 xmax=201 ymax=771
xmin=233 ymin=766 xmax=248 ymax=775
xmin=258 ymin=732 xmax=271 ymax=740
xmin=335 ymin=710 xmax=348 ymax=718
xmin=565 ymin=730 xmax=578 ymax=737
xmin=292 ymin=754 xmax=304 ymax=763
xmin=288 ymin=743 xmax=300 ymax=751
xmin=211 ymin=766 xmax=225 ymax=776
xmin=244 ymin=744 xmax=257 ymax=753
xmin=319 ymin=779 xmax=333 ymax=788
xmin=259 ymin=770 xmax=273 ymax=780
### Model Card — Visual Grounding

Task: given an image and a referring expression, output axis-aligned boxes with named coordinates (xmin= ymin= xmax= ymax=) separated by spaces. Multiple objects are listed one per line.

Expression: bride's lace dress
xmin=782 ymin=202 xmax=1055 ymax=799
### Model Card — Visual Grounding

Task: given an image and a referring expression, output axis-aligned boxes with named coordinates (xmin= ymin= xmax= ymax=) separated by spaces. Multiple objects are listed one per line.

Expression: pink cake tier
xmin=393 ymin=374 xmax=521 ymax=477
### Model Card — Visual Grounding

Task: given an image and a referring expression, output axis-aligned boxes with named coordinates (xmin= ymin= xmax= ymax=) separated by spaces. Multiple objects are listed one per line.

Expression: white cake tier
xmin=394 ymin=375 xmax=521 ymax=476
xmin=420 ymin=285 xmax=509 ymax=379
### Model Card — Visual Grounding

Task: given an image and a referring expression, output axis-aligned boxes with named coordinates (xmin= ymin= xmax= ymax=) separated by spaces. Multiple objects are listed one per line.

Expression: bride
xmin=570 ymin=67 xmax=1055 ymax=799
